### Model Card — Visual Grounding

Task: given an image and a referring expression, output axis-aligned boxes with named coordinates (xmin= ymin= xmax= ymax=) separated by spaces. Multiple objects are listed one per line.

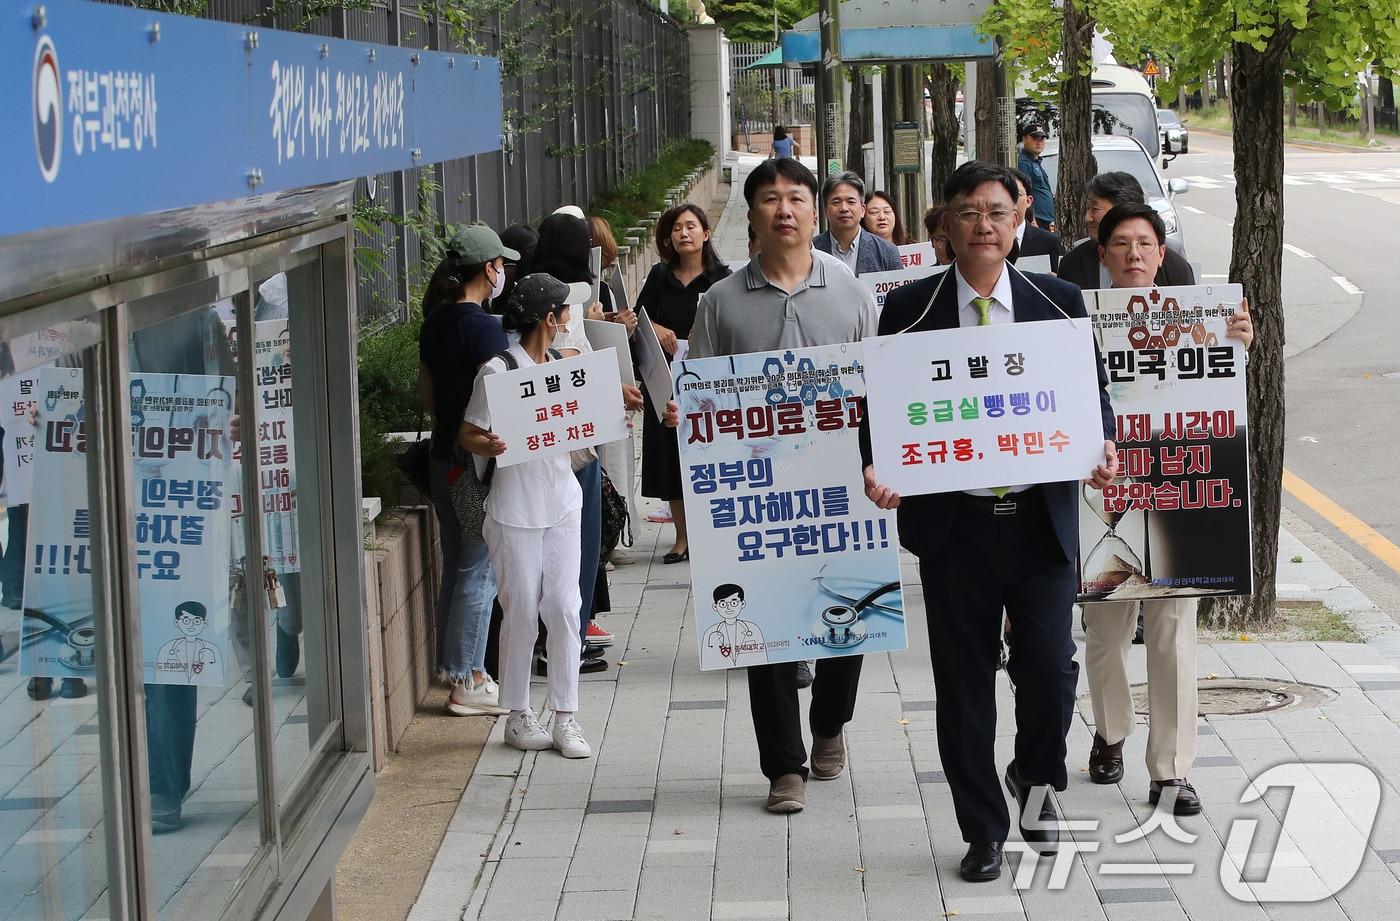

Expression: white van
xmin=1017 ymin=63 xmax=1162 ymax=160
xmin=1088 ymin=63 xmax=1161 ymax=159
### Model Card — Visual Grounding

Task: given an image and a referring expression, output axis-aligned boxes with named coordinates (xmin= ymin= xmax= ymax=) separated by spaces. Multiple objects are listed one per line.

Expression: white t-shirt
xmin=463 ymin=343 xmax=583 ymax=529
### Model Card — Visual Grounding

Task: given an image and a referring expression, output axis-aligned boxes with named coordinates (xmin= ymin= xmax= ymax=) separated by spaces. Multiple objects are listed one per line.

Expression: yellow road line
xmin=1283 ymin=468 xmax=1400 ymax=575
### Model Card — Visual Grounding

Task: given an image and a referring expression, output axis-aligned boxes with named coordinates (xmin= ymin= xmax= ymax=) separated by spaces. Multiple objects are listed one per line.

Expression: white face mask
xmin=488 ymin=263 xmax=506 ymax=302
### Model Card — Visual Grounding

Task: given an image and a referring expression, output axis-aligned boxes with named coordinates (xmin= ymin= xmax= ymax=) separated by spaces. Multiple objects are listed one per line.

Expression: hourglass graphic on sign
xmin=1081 ymin=478 xmax=1146 ymax=597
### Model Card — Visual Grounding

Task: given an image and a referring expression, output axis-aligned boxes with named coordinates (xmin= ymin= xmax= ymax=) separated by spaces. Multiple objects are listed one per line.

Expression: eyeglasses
xmin=953 ymin=208 xmax=1015 ymax=227
xmin=1106 ymin=238 xmax=1161 ymax=254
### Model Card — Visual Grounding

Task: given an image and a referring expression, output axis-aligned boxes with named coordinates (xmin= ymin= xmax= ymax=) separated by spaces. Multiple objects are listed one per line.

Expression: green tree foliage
xmin=708 ymin=0 xmax=818 ymax=44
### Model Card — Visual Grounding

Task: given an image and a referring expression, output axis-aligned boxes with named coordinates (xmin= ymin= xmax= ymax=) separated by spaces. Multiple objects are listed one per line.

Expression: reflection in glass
xmin=229 ymin=269 xmax=335 ymax=809
xmin=0 ymin=330 xmax=112 ymax=921
xmin=127 ymin=304 xmax=263 ymax=919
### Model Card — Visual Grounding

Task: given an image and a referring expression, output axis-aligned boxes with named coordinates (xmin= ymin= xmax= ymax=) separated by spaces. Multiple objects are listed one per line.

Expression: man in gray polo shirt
xmin=666 ymin=158 xmax=878 ymax=814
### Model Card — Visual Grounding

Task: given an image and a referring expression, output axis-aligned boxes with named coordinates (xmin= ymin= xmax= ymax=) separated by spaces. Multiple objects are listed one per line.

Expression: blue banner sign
xmin=2 ymin=0 xmax=502 ymax=237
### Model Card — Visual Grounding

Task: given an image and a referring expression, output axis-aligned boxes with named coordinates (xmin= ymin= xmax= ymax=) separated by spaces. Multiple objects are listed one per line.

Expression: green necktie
xmin=972 ymin=297 xmax=1009 ymax=498
xmin=973 ymin=296 xmax=995 ymax=326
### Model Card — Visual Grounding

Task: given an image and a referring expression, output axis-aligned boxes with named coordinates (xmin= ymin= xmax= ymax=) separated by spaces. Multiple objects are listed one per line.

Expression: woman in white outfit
xmin=1083 ymin=203 xmax=1253 ymax=814
xmin=460 ymin=273 xmax=593 ymax=758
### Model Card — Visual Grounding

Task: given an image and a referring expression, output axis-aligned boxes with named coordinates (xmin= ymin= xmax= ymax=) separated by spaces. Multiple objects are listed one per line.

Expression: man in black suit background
xmin=1057 ymin=172 xmax=1194 ymax=289
xmin=860 ymin=161 xmax=1119 ymax=883
xmin=1010 ymin=169 xmax=1062 ymax=272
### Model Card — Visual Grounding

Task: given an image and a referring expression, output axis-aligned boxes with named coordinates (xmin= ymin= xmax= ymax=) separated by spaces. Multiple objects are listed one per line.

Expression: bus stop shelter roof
xmin=779 ymin=0 xmax=993 ymax=65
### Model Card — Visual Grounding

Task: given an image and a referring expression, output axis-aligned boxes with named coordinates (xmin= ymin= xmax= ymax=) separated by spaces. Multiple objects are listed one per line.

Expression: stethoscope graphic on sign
xmin=810 ymin=566 xmax=903 ymax=649
xmin=22 ymin=606 xmax=97 ymax=670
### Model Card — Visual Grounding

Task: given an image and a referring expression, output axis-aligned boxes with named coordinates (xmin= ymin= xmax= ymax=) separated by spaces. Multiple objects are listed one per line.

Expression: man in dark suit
xmin=812 ymin=171 xmax=902 ymax=276
xmin=1057 ymin=171 xmax=1194 ymax=289
xmin=1011 ymin=169 xmax=1062 ymax=272
xmin=860 ymin=161 xmax=1118 ymax=883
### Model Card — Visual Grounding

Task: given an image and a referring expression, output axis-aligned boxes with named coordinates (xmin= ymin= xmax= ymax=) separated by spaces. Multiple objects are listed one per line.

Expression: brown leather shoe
xmin=1149 ymin=778 xmax=1202 ymax=815
xmin=766 ymin=773 xmax=806 ymax=813
xmin=810 ymin=733 xmax=846 ymax=780
xmin=1089 ymin=733 xmax=1124 ymax=785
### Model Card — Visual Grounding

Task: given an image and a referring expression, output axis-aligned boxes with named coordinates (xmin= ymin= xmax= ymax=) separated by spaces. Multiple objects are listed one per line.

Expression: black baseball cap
xmin=507 ymin=273 xmax=591 ymax=322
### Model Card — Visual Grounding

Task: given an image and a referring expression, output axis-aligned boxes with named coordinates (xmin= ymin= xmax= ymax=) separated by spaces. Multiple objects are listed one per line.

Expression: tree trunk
xmin=975 ymin=60 xmax=998 ymax=164
xmin=1199 ymin=30 xmax=1294 ymax=632
xmin=1218 ymin=56 xmax=1230 ymax=103
xmin=1055 ymin=0 xmax=1096 ymax=241
xmin=1381 ymin=74 xmax=1395 ymax=112
xmin=847 ymin=66 xmax=869 ymax=181
xmin=1318 ymin=102 xmax=1329 ymax=128
xmin=927 ymin=63 xmax=960 ymax=206
xmin=1177 ymin=83 xmax=1187 ymax=112
xmin=1287 ymin=86 xmax=1297 ymax=129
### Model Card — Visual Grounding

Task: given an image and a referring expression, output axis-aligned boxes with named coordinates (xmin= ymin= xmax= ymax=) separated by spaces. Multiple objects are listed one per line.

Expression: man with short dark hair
xmin=1016 ymin=125 xmax=1055 ymax=228
xmin=1010 ymin=169 xmax=1062 ymax=272
xmin=663 ymin=157 xmax=880 ymax=815
xmin=861 ymin=160 xmax=1118 ymax=883
xmin=1057 ymin=172 xmax=1194 ymax=289
xmin=813 ymin=171 xmax=901 ymax=275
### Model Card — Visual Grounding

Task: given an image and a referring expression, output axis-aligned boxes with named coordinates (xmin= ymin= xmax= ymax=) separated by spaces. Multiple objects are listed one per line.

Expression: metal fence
xmin=728 ymin=41 xmax=814 ymax=142
xmin=117 ymin=1 xmax=691 ymax=335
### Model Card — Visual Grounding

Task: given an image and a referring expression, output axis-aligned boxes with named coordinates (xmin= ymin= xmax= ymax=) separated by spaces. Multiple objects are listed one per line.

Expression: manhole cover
xmin=1132 ymin=678 xmax=1337 ymax=716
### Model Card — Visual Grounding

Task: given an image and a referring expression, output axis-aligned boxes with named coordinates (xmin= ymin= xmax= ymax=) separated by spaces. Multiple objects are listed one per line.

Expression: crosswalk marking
xmin=1331 ymin=275 xmax=1364 ymax=295
xmin=1283 ymin=243 xmax=1314 ymax=259
xmin=1177 ymin=169 xmax=1400 ymax=191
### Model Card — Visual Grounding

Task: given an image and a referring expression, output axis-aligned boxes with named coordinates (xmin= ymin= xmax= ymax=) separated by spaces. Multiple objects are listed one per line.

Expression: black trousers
xmin=748 ymin=655 xmax=863 ymax=782
xmin=917 ymin=488 xmax=1078 ymax=844
xmin=145 ymin=683 xmax=198 ymax=803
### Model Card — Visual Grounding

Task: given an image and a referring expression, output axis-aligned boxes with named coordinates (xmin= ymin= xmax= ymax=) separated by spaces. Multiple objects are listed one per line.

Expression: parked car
xmin=1040 ymin=134 xmax=1191 ymax=255
xmin=1158 ymin=108 xmax=1189 ymax=153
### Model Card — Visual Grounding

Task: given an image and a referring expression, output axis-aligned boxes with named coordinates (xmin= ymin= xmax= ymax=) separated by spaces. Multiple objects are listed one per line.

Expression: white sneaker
xmin=551 ymin=715 xmax=592 ymax=759
xmin=447 ymin=675 xmax=506 ymax=716
xmin=609 ymin=551 xmax=636 ymax=566
xmin=504 ymin=709 xmax=552 ymax=750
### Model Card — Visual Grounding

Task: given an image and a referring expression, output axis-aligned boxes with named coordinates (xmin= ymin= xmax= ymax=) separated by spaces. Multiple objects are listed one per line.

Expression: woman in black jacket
xmin=636 ymin=203 xmax=731 ymax=563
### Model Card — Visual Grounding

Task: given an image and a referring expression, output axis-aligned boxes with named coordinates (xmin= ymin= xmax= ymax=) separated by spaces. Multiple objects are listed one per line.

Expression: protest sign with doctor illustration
xmin=674 ymin=343 xmax=906 ymax=670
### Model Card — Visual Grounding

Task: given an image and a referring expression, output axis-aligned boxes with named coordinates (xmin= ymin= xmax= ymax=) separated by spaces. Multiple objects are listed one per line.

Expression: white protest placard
xmin=0 ymin=371 xmax=42 ymax=506
xmin=585 ymin=318 xmax=635 ymax=385
xmin=484 ymin=348 xmax=626 ymax=467
xmin=1079 ymin=284 xmax=1251 ymax=601
xmin=589 ymin=246 xmax=603 ymax=307
xmin=898 ymin=242 xmax=936 ymax=270
xmin=250 ymin=320 xmax=299 ymax=572
xmin=860 ymin=263 xmax=947 ymax=313
xmin=675 ymin=344 xmax=906 ymax=670
xmin=1017 ymin=254 xmax=1052 ymax=274
xmin=21 ymin=367 xmax=235 ymax=686
xmin=863 ymin=319 xmax=1107 ymax=496
xmin=634 ymin=307 xmax=674 ymax=423
xmin=605 ymin=263 xmax=630 ymax=314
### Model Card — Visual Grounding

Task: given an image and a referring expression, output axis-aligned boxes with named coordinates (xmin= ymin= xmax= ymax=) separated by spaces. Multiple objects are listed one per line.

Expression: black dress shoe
xmin=59 ymin=678 xmax=87 ymax=699
xmin=960 ymin=842 xmax=1004 ymax=882
xmin=1004 ymin=761 xmax=1060 ymax=852
xmin=1149 ymin=778 xmax=1202 ymax=816
xmin=581 ymin=642 xmax=606 ymax=659
xmin=794 ymin=660 xmax=813 ymax=689
xmin=27 ymin=677 xmax=54 ymax=700
xmin=275 ymin=623 xmax=301 ymax=678
xmin=1089 ymin=733 xmax=1125 ymax=784
xmin=662 ymin=549 xmax=689 ymax=564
